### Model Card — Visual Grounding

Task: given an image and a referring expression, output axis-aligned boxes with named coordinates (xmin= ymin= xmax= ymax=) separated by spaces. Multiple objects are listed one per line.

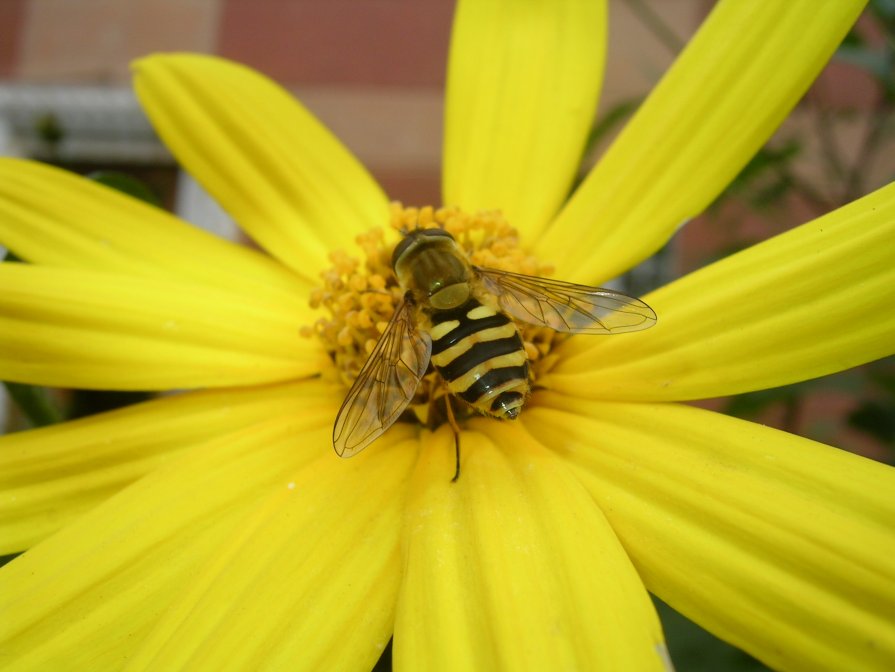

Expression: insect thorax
xmin=393 ymin=231 xmax=472 ymax=308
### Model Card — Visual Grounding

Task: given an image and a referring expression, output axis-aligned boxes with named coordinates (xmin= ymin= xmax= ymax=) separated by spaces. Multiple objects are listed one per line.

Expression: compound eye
xmin=391 ymin=236 xmax=415 ymax=269
xmin=391 ymin=228 xmax=455 ymax=269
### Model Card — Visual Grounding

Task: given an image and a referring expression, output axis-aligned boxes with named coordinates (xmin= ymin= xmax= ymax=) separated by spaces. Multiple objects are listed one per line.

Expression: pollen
xmin=304 ymin=203 xmax=568 ymax=419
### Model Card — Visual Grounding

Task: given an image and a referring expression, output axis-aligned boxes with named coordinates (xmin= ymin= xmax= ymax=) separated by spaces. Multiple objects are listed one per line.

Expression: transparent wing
xmin=333 ymin=297 xmax=432 ymax=457
xmin=475 ymin=266 xmax=657 ymax=334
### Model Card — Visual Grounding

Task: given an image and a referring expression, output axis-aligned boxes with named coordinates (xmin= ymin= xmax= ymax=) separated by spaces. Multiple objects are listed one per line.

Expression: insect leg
xmin=444 ymin=394 xmax=462 ymax=482
xmin=426 ymin=382 xmax=443 ymax=430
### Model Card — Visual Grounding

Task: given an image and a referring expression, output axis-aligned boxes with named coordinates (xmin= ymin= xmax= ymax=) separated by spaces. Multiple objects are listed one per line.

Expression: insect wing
xmin=333 ymin=298 xmax=432 ymax=457
xmin=475 ymin=267 xmax=657 ymax=334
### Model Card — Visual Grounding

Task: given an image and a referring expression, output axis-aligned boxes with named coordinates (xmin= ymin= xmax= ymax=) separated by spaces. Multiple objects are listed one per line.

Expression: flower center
xmin=303 ymin=203 xmax=567 ymax=425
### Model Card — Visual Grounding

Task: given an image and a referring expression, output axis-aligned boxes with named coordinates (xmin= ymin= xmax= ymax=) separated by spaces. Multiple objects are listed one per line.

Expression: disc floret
xmin=303 ymin=203 xmax=568 ymax=419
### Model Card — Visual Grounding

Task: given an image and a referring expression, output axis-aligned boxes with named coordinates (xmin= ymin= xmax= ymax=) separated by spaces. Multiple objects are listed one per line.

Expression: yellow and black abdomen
xmin=428 ymin=298 xmax=529 ymax=419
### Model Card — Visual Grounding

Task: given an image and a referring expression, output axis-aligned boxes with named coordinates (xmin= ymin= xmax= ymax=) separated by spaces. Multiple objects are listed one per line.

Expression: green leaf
xmin=583 ymin=97 xmax=643 ymax=158
xmin=835 ymin=46 xmax=892 ymax=81
xmin=848 ymin=401 xmax=895 ymax=446
xmin=3 ymin=381 xmax=63 ymax=427
xmin=654 ymin=597 xmax=772 ymax=672
xmin=87 ymin=171 xmax=162 ymax=207
xmin=728 ymin=140 xmax=801 ymax=192
xmin=866 ymin=359 xmax=895 ymax=397
xmin=868 ymin=0 xmax=895 ymax=24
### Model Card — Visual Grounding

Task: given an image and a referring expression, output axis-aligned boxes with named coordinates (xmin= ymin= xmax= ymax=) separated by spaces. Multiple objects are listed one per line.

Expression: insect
xmin=332 ymin=227 xmax=657 ymax=479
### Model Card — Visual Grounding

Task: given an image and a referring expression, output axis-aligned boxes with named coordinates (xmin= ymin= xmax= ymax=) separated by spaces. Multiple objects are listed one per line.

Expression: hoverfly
xmin=333 ymin=227 xmax=656 ymax=479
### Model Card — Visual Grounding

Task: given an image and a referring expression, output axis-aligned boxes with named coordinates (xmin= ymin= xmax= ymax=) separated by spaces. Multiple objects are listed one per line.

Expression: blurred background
xmin=1 ymin=1 xmax=893 ymax=668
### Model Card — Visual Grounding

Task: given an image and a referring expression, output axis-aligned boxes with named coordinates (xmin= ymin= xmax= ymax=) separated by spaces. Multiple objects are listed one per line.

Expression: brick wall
xmin=0 ymin=0 xmax=702 ymax=205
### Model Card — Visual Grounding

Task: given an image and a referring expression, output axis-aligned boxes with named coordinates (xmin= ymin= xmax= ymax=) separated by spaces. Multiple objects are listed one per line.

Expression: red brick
xmin=18 ymin=0 xmax=219 ymax=83
xmin=374 ymin=169 xmax=441 ymax=206
xmin=218 ymin=0 xmax=454 ymax=86
xmin=0 ymin=0 xmax=26 ymax=77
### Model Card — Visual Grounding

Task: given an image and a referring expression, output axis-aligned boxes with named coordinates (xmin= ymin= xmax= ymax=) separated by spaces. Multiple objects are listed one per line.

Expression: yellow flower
xmin=1 ymin=0 xmax=894 ymax=670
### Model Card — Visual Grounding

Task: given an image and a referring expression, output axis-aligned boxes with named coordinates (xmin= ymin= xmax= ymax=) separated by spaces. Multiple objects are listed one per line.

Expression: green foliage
xmin=849 ymin=401 xmax=895 ymax=447
xmin=88 ymin=170 xmax=163 ymax=207
xmin=583 ymin=97 xmax=643 ymax=158
xmin=34 ymin=112 xmax=64 ymax=146
xmin=843 ymin=0 xmax=895 ymax=102
xmin=3 ymin=382 xmax=63 ymax=428
xmin=654 ymin=598 xmax=771 ymax=672
xmin=847 ymin=362 xmax=895 ymax=454
xmin=720 ymin=140 xmax=803 ymax=211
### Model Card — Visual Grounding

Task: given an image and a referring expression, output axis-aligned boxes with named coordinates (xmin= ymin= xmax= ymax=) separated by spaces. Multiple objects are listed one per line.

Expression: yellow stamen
xmin=305 ymin=203 xmax=568 ymax=422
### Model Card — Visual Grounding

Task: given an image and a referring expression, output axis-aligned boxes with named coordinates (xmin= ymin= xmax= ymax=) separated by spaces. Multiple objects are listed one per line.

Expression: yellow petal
xmin=0 ymin=264 xmax=329 ymax=390
xmin=527 ymin=395 xmax=895 ymax=671
xmin=0 ymin=379 xmax=344 ymax=553
xmin=133 ymin=54 xmax=391 ymax=283
xmin=443 ymin=0 xmax=606 ymax=240
xmin=547 ymin=182 xmax=895 ymax=401
xmin=126 ymin=434 xmax=417 ymax=671
xmin=0 ymin=159 xmax=312 ymax=306
xmin=0 ymin=417 xmax=325 ymax=669
xmin=393 ymin=425 xmax=668 ymax=671
xmin=538 ymin=0 xmax=866 ymax=283
xmin=0 ymin=411 xmax=415 ymax=670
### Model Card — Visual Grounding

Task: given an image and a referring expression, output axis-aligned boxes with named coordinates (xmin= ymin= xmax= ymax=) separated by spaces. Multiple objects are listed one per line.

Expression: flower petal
xmin=442 ymin=0 xmax=606 ymax=240
xmin=0 ymin=264 xmax=328 ymax=390
xmin=538 ymin=0 xmax=866 ymax=283
xmin=0 ymin=417 xmax=323 ymax=669
xmin=547 ymin=182 xmax=895 ymax=401
xmin=393 ymin=425 xmax=669 ymax=671
xmin=133 ymin=54 xmax=391 ymax=282
xmin=527 ymin=395 xmax=895 ymax=671
xmin=0 ymin=379 xmax=344 ymax=553
xmin=0 ymin=159 xmax=312 ymax=305
xmin=126 ymin=434 xmax=416 ymax=671
xmin=0 ymin=408 xmax=415 ymax=669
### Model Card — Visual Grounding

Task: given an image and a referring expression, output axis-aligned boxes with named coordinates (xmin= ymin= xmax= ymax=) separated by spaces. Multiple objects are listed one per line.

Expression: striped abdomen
xmin=428 ymin=298 xmax=529 ymax=419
